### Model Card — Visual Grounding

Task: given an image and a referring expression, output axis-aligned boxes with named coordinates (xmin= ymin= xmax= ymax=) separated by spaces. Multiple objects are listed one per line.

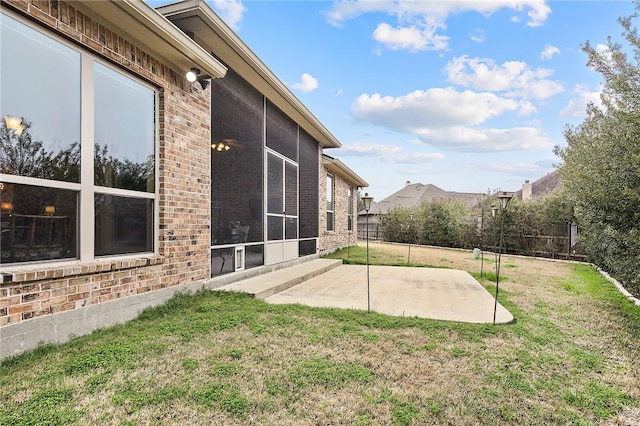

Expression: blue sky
xmin=151 ymin=1 xmax=635 ymax=200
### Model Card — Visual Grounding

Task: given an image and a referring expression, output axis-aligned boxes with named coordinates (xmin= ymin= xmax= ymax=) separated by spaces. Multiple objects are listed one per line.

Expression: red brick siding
xmin=0 ymin=0 xmax=212 ymax=327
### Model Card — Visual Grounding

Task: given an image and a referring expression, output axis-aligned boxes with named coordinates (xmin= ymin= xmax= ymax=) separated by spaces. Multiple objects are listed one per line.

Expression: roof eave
xmin=322 ymin=156 xmax=368 ymax=187
xmin=81 ymin=0 xmax=227 ymax=80
xmin=156 ymin=0 xmax=341 ymax=148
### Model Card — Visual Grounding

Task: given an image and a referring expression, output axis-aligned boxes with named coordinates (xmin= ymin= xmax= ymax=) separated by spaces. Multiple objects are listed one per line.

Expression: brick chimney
xmin=522 ymin=180 xmax=532 ymax=201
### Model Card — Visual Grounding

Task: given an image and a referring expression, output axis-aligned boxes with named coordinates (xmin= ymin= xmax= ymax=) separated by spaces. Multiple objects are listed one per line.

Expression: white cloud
xmin=445 ymin=55 xmax=563 ymax=100
xmin=335 ymin=88 xmax=344 ymax=96
xmin=415 ymin=126 xmax=553 ymax=152
xmin=373 ymin=22 xmax=449 ymax=52
xmin=560 ymin=85 xmax=602 ymax=118
xmin=352 ymin=88 xmax=532 ymax=131
xmin=210 ymin=0 xmax=246 ymax=30
xmin=327 ymin=1 xmax=550 ymax=27
xmin=290 ymin=73 xmax=319 ymax=93
xmin=470 ymin=28 xmax=485 ymax=43
xmin=326 ymin=1 xmax=550 ymax=53
xmin=351 ymin=88 xmax=550 ymax=152
xmin=337 ymin=143 xmax=444 ymax=163
xmin=540 ymin=44 xmax=560 ymax=60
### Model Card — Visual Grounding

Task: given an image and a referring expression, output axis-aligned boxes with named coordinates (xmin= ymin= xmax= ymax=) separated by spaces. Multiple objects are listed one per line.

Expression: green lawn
xmin=1 ymin=244 xmax=639 ymax=425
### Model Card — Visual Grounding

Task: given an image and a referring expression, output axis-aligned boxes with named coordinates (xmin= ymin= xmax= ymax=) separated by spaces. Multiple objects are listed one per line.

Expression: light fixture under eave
xmin=198 ymin=78 xmax=210 ymax=90
xmin=186 ymin=68 xmax=200 ymax=83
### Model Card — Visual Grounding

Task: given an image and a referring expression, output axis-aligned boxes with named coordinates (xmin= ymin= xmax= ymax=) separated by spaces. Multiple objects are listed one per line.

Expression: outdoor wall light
xmin=198 ymin=78 xmax=211 ymax=90
xmin=186 ymin=68 xmax=211 ymax=90
xmin=186 ymin=68 xmax=200 ymax=83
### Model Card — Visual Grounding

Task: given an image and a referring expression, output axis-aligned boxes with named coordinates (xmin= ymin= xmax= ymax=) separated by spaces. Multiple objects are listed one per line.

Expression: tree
xmin=554 ymin=4 xmax=640 ymax=295
xmin=0 ymin=119 xmax=53 ymax=179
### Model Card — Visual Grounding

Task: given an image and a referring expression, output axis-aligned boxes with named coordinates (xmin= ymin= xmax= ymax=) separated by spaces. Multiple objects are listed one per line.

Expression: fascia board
xmin=323 ymin=156 xmax=368 ymax=188
xmin=81 ymin=0 xmax=227 ymax=79
xmin=157 ymin=0 xmax=341 ymax=148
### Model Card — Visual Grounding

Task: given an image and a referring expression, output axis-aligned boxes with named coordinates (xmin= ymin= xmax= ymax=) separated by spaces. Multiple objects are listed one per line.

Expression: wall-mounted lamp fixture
xmin=4 ymin=115 xmax=25 ymax=136
xmin=186 ymin=68 xmax=200 ymax=83
xmin=198 ymin=79 xmax=210 ymax=90
xmin=186 ymin=68 xmax=211 ymax=90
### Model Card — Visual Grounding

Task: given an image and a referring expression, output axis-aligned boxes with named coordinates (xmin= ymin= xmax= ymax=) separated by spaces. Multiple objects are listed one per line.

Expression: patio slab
xmin=264 ymin=264 xmax=514 ymax=324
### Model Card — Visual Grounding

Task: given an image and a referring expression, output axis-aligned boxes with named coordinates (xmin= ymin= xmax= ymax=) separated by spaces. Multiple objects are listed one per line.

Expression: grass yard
xmin=1 ymin=242 xmax=639 ymax=425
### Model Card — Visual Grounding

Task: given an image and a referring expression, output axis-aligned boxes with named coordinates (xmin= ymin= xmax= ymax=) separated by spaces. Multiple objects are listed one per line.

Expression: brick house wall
xmin=0 ymin=1 xmax=213 ymax=352
xmin=319 ymin=162 xmax=358 ymax=253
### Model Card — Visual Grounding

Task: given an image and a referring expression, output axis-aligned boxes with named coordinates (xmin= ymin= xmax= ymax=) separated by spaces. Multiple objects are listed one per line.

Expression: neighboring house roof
xmin=82 ymin=0 xmax=227 ymax=80
xmin=156 ymin=0 xmax=341 ymax=149
xmin=515 ymin=169 xmax=561 ymax=200
xmin=362 ymin=182 xmax=484 ymax=216
xmin=322 ymin=155 xmax=368 ymax=188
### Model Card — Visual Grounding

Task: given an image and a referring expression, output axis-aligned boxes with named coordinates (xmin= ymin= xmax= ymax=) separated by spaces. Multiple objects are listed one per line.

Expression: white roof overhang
xmin=323 ymin=155 xmax=368 ymax=188
xmin=80 ymin=0 xmax=227 ymax=80
xmin=156 ymin=0 xmax=341 ymax=148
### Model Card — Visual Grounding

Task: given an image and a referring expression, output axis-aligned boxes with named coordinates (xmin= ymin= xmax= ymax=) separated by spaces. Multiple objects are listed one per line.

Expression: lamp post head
xmin=362 ymin=193 xmax=373 ymax=212
xmin=497 ymin=191 xmax=514 ymax=211
xmin=491 ymin=205 xmax=498 ymax=218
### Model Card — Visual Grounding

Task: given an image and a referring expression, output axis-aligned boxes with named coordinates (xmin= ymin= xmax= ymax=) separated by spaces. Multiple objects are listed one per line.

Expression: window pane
xmin=267 ymin=216 xmax=283 ymax=241
xmin=326 ymin=175 xmax=333 ymax=211
xmin=0 ymin=14 xmax=81 ymax=182
xmin=327 ymin=211 xmax=334 ymax=231
xmin=94 ymin=63 xmax=155 ymax=192
xmin=95 ymin=194 xmax=153 ymax=256
xmin=285 ymin=162 xmax=297 ymax=216
xmin=285 ymin=217 xmax=297 ymax=240
xmin=1 ymin=183 xmax=77 ymax=263
xmin=267 ymin=154 xmax=283 ymax=214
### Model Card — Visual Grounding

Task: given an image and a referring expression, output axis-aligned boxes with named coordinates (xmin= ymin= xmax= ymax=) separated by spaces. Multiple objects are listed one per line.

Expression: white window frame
xmin=0 ymin=11 xmax=158 ymax=265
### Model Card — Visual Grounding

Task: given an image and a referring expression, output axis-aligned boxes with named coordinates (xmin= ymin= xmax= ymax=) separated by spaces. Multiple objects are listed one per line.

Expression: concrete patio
xmin=219 ymin=259 xmax=514 ymax=324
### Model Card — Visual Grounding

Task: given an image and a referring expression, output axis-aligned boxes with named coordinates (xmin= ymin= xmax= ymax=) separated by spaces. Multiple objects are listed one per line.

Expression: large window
xmin=0 ymin=13 xmax=156 ymax=264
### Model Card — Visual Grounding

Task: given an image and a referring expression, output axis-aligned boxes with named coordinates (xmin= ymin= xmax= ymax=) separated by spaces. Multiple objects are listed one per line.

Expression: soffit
xmin=156 ymin=0 xmax=341 ymax=148
xmin=79 ymin=0 xmax=227 ymax=79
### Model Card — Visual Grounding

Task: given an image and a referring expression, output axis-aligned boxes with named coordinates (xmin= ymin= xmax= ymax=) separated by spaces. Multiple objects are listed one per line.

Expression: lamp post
xmin=493 ymin=191 xmax=513 ymax=325
xmin=362 ymin=192 xmax=374 ymax=313
xmin=491 ymin=205 xmax=498 ymax=265
xmin=408 ymin=213 xmax=414 ymax=263
xmin=478 ymin=213 xmax=485 ymax=277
